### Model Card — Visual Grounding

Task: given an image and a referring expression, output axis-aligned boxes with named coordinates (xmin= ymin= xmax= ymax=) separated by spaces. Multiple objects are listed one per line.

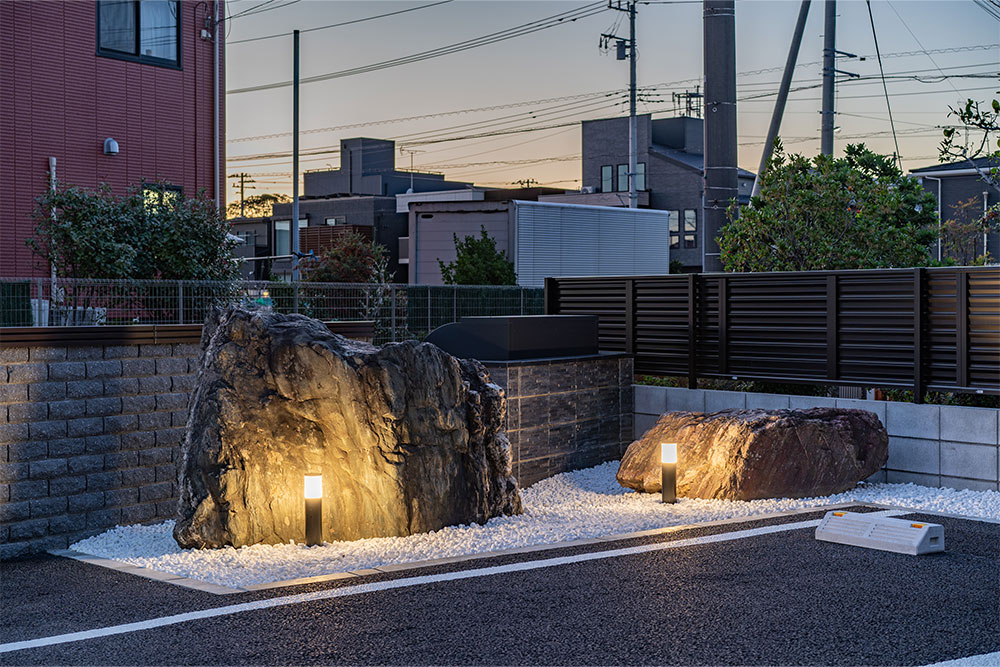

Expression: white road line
xmin=1 ymin=517 xmax=828 ymax=655
xmin=925 ymin=650 xmax=1000 ymax=666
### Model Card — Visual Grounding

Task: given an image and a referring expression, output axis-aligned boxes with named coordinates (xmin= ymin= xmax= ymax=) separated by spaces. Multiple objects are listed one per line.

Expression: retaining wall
xmin=634 ymin=385 xmax=1000 ymax=491
xmin=1 ymin=343 xmax=196 ymax=559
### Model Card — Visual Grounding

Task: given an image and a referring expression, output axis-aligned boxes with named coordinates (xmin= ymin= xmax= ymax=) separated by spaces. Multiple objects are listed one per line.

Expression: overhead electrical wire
xmin=227 ymin=0 xmax=300 ymax=22
xmin=866 ymin=0 xmax=901 ymax=169
xmin=227 ymin=81 xmax=995 ymax=166
xmin=229 ymin=1 xmax=455 ymax=45
xmin=973 ymin=0 xmax=1000 ymax=22
xmin=885 ymin=0 xmax=966 ymax=99
xmin=227 ymin=48 xmax=997 ymax=144
xmin=226 ymin=2 xmax=609 ymax=95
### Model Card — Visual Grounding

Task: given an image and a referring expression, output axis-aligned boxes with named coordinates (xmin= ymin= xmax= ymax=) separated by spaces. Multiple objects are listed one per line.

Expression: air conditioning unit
xmin=580 ymin=186 xmax=595 ymax=194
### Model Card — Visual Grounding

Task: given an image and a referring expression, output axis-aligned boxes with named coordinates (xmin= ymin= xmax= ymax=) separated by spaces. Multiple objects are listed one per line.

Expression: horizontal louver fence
xmin=545 ymin=267 xmax=1000 ymax=397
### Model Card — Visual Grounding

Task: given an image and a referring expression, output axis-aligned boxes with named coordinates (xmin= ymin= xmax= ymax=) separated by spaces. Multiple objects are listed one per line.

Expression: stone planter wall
xmin=1 ymin=339 xmax=632 ymax=559
xmin=634 ymin=385 xmax=1000 ymax=492
xmin=1 ymin=343 xmax=197 ymax=559
xmin=0 ymin=321 xmax=375 ymax=559
xmin=485 ymin=354 xmax=633 ymax=488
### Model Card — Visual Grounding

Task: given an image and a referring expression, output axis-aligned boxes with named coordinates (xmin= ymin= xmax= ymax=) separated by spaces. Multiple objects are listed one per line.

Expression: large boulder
xmin=174 ymin=306 xmax=522 ymax=549
xmin=617 ymin=408 xmax=887 ymax=500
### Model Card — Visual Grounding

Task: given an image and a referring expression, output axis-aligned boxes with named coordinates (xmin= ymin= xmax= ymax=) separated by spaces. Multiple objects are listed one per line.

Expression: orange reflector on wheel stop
xmin=911 ymin=523 xmax=924 ymax=528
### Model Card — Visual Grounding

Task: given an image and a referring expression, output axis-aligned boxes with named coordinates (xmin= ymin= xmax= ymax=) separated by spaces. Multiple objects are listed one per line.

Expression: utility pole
xmin=228 ymin=172 xmax=256 ymax=217
xmin=752 ymin=0 xmax=811 ymax=199
xmin=602 ymin=1 xmax=638 ymax=208
xmin=291 ymin=29 xmax=300 ymax=283
xmin=702 ymin=0 xmax=737 ymax=273
xmin=821 ymin=0 xmax=836 ymax=155
xmin=820 ymin=1 xmax=858 ymax=157
xmin=627 ymin=0 xmax=637 ymax=209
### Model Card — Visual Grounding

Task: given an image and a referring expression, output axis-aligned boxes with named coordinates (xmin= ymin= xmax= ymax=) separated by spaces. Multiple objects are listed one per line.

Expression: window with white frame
xmin=668 ymin=210 xmax=680 ymax=249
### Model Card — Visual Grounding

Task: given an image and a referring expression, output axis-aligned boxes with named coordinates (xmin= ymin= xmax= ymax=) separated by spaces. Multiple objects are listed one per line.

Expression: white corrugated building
xmin=402 ymin=199 xmax=671 ymax=287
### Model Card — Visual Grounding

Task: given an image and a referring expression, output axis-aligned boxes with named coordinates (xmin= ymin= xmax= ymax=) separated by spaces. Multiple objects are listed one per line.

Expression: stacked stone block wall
xmin=634 ymin=385 xmax=1000 ymax=491
xmin=1 ymin=343 xmax=198 ymax=559
xmin=487 ymin=354 xmax=633 ymax=487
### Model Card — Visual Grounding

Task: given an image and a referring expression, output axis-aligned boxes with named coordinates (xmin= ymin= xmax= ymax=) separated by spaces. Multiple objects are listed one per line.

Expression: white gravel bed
xmin=71 ymin=462 xmax=1000 ymax=589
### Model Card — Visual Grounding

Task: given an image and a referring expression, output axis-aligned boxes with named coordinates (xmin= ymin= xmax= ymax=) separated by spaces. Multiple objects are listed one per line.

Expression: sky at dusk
xmin=223 ymin=0 xmax=999 ymax=198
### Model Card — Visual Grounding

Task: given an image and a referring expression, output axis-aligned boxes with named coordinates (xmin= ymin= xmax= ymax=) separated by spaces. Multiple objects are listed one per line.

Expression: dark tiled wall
xmin=1 ymin=344 xmax=198 ymax=559
xmin=486 ymin=354 xmax=633 ymax=488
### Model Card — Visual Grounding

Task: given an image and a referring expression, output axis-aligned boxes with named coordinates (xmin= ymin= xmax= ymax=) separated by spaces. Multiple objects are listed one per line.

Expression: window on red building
xmin=142 ymin=184 xmax=182 ymax=212
xmin=98 ymin=1 xmax=180 ymax=68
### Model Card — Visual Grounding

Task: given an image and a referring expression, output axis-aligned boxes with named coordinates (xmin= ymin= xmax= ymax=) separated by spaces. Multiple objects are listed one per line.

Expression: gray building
xmin=549 ymin=115 xmax=754 ymax=272
xmin=406 ymin=191 xmax=672 ymax=287
xmin=910 ymin=157 xmax=999 ymax=264
xmin=262 ymin=137 xmax=473 ymax=281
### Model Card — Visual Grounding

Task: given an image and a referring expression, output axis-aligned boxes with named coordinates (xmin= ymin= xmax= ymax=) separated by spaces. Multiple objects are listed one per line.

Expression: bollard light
xmin=304 ymin=474 xmax=323 ymax=546
xmin=661 ymin=443 xmax=677 ymax=504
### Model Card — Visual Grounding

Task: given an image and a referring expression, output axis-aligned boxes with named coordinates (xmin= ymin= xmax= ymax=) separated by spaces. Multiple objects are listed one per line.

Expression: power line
xmin=884 ymin=0 xmax=965 ymax=99
xmin=229 ymin=1 xmax=455 ymax=45
xmin=228 ymin=89 xmax=623 ymax=143
xmin=973 ymin=0 xmax=1000 ymax=22
xmin=227 ymin=0 xmax=301 ymax=22
xmin=227 ymin=2 xmax=609 ymax=95
xmin=867 ymin=0 xmax=901 ymax=170
xmin=227 ymin=57 xmax=996 ymax=145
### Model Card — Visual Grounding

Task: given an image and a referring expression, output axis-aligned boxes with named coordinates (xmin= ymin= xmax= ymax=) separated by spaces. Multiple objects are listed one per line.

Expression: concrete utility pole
xmin=228 ymin=172 xmax=256 ymax=217
xmin=821 ymin=0 xmax=836 ymax=156
xmin=291 ymin=29 xmax=301 ymax=282
xmin=602 ymin=1 xmax=638 ymax=208
xmin=628 ymin=0 xmax=638 ymax=209
xmin=752 ymin=0 xmax=811 ymax=199
xmin=702 ymin=0 xmax=737 ymax=273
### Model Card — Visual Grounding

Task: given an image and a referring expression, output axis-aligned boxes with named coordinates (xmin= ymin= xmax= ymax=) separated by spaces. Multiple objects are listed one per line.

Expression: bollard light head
xmin=304 ymin=475 xmax=323 ymax=499
xmin=661 ymin=443 xmax=677 ymax=465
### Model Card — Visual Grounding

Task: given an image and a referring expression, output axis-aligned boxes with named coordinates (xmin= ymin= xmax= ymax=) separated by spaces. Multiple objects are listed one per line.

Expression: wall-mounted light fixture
xmin=661 ymin=443 xmax=677 ymax=504
xmin=304 ymin=474 xmax=323 ymax=546
xmin=103 ymin=137 xmax=119 ymax=155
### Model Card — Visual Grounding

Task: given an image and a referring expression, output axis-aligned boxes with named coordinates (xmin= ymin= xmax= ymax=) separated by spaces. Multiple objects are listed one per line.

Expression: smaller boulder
xmin=617 ymin=408 xmax=888 ymax=500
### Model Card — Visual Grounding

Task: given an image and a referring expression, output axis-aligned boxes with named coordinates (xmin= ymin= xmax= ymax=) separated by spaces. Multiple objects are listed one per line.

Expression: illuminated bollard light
xmin=304 ymin=474 xmax=323 ymax=546
xmin=661 ymin=443 xmax=677 ymax=504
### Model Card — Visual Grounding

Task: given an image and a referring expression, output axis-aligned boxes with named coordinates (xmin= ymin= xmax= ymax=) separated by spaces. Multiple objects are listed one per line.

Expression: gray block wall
xmin=634 ymin=385 xmax=1000 ymax=491
xmin=1 ymin=344 xmax=198 ymax=559
xmin=486 ymin=355 xmax=633 ymax=488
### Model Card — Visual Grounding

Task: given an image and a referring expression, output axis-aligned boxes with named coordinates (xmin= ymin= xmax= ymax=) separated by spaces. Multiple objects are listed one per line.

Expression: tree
xmin=226 ymin=193 xmax=290 ymax=219
xmin=302 ymin=231 xmax=388 ymax=283
xmin=438 ymin=227 xmax=517 ymax=285
xmin=940 ymin=98 xmax=999 ymax=189
xmin=29 ymin=181 xmax=240 ymax=281
xmin=719 ymin=143 xmax=938 ymax=272
xmin=940 ymin=197 xmax=999 ymax=266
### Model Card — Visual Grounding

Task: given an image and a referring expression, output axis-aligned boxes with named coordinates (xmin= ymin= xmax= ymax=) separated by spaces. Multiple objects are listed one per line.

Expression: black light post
xmin=661 ymin=443 xmax=677 ymax=504
xmin=304 ymin=474 xmax=322 ymax=545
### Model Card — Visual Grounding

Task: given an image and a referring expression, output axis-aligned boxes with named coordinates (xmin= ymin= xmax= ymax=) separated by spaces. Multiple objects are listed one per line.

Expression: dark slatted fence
xmin=545 ymin=267 xmax=1000 ymax=398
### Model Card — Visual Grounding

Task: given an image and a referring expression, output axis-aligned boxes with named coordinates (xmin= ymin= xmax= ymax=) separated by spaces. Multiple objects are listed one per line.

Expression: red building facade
xmin=0 ymin=0 xmax=225 ymax=277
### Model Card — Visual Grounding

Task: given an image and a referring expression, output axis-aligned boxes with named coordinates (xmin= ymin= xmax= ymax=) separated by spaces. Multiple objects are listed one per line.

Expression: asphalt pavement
xmin=1 ymin=507 xmax=997 ymax=666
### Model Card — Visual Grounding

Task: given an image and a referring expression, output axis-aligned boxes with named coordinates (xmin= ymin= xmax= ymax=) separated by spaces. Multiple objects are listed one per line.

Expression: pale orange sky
xmin=223 ymin=0 xmax=999 ymax=198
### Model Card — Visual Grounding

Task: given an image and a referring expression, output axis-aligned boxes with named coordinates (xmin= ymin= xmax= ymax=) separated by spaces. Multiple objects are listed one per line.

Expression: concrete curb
xmin=44 ymin=499 xmax=964 ymax=595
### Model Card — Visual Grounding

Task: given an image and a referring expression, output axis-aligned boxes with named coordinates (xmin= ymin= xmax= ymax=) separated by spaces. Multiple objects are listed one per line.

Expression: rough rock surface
xmin=617 ymin=408 xmax=888 ymax=500
xmin=174 ymin=306 xmax=522 ymax=549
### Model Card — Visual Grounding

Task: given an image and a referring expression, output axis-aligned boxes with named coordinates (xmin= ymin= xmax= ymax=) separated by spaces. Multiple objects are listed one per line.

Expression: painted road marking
xmin=1 ymin=509 xmax=907 ymax=655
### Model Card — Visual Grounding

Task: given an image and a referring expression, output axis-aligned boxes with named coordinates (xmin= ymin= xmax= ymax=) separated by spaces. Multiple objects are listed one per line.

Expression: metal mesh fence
xmin=0 ymin=278 xmax=544 ymax=344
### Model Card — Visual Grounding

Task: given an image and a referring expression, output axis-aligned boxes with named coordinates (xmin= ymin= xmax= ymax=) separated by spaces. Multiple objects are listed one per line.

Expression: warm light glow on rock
xmin=304 ymin=475 xmax=323 ymax=499
xmin=661 ymin=443 xmax=677 ymax=465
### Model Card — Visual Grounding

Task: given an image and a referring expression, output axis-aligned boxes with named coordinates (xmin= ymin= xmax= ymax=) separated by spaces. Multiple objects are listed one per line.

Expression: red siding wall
xmin=0 ymin=0 xmax=225 ymax=277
